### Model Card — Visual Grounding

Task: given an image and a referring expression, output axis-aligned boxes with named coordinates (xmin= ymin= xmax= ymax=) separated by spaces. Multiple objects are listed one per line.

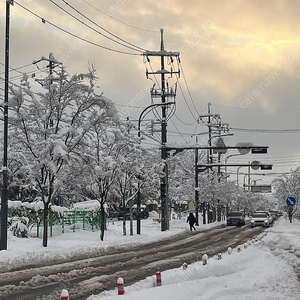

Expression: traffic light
xmin=251 ymin=148 xmax=267 ymax=154
xmin=260 ymin=164 xmax=272 ymax=170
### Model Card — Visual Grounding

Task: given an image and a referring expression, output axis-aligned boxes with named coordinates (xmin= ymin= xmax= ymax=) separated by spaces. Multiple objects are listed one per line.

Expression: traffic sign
xmin=251 ymin=148 xmax=267 ymax=154
xmin=286 ymin=197 xmax=296 ymax=207
xmin=260 ymin=164 xmax=272 ymax=170
xmin=213 ymin=137 xmax=227 ymax=154
xmin=251 ymin=160 xmax=260 ymax=170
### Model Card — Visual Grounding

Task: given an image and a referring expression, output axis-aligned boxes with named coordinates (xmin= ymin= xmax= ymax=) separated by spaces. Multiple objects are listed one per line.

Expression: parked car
xmin=227 ymin=211 xmax=245 ymax=227
xmin=250 ymin=212 xmax=270 ymax=228
xmin=118 ymin=208 xmax=149 ymax=220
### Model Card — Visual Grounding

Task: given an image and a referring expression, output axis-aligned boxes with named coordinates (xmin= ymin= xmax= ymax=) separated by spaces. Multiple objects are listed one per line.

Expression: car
xmin=255 ymin=210 xmax=273 ymax=224
xmin=118 ymin=208 xmax=149 ymax=220
xmin=227 ymin=211 xmax=246 ymax=227
xmin=269 ymin=210 xmax=281 ymax=220
xmin=250 ymin=212 xmax=270 ymax=228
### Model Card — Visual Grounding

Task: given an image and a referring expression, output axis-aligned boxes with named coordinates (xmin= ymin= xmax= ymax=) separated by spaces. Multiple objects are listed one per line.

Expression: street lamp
xmin=138 ymin=102 xmax=174 ymax=233
xmin=243 ymin=173 xmax=266 ymax=191
xmin=138 ymin=102 xmax=174 ymax=137
xmin=225 ymin=142 xmax=253 ymax=178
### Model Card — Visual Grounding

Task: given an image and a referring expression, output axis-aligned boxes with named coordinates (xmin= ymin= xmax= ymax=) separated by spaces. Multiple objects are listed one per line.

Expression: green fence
xmin=35 ymin=210 xmax=106 ymax=238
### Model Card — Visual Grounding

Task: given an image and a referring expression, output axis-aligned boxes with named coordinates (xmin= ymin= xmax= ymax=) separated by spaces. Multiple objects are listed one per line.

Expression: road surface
xmin=0 ymin=222 xmax=267 ymax=300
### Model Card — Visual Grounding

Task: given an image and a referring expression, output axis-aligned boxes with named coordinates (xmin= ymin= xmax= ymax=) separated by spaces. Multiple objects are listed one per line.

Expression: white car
xmin=255 ymin=211 xmax=273 ymax=224
xmin=250 ymin=212 xmax=270 ymax=228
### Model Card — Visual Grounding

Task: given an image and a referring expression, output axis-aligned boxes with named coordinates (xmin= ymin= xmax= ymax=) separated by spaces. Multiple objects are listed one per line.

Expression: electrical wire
xmin=177 ymin=79 xmax=199 ymax=121
xmin=230 ymin=127 xmax=300 ymax=133
xmin=177 ymin=60 xmax=199 ymax=116
xmin=82 ymin=0 xmax=159 ymax=33
xmin=14 ymin=1 xmax=142 ymax=56
xmin=173 ymin=113 xmax=198 ymax=126
xmin=0 ymin=63 xmax=33 ymax=76
xmin=0 ymin=68 xmax=47 ymax=84
xmin=212 ymin=103 xmax=300 ymax=111
xmin=50 ymin=0 xmax=146 ymax=53
xmin=170 ymin=58 xmax=198 ymax=122
xmin=170 ymin=119 xmax=188 ymax=143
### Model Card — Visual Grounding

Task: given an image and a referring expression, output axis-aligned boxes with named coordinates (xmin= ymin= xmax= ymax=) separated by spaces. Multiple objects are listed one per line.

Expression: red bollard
xmin=117 ymin=277 xmax=125 ymax=295
xmin=156 ymin=271 xmax=162 ymax=286
xmin=217 ymin=253 xmax=222 ymax=260
xmin=182 ymin=262 xmax=188 ymax=270
xmin=202 ymin=254 xmax=208 ymax=265
xmin=237 ymin=246 xmax=241 ymax=252
xmin=61 ymin=289 xmax=69 ymax=300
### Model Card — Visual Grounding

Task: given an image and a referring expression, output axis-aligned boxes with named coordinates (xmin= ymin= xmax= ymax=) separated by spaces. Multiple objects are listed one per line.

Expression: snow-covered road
xmin=0 ymin=223 xmax=266 ymax=300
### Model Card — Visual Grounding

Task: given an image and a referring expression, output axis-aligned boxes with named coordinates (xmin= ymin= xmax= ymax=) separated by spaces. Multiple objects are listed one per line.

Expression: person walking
xmin=187 ymin=212 xmax=196 ymax=231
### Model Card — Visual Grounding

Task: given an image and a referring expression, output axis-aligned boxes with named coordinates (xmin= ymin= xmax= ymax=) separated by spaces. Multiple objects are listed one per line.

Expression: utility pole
xmin=197 ymin=105 xmax=230 ymax=224
xmin=33 ymin=52 xmax=62 ymax=86
xmin=195 ymin=136 xmax=199 ymax=225
xmin=207 ymin=103 xmax=212 ymax=164
xmin=1 ymin=0 xmax=13 ymax=251
xmin=143 ymin=29 xmax=180 ymax=231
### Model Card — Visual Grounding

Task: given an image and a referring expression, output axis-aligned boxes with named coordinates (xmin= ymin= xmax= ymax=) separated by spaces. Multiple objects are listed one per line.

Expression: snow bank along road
xmin=0 ymin=223 xmax=267 ymax=300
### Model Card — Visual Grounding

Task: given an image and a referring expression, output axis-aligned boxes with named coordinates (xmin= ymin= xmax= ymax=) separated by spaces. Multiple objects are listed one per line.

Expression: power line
xmin=170 ymin=119 xmax=188 ymax=143
xmin=49 ymin=0 xmax=146 ymax=53
xmin=177 ymin=79 xmax=198 ymax=121
xmin=173 ymin=112 xmax=198 ymax=126
xmin=14 ymin=1 xmax=142 ymax=56
xmin=82 ymin=0 xmax=159 ymax=33
xmin=0 ymin=62 xmax=33 ymax=76
xmin=167 ymin=57 xmax=199 ymax=122
xmin=0 ymin=64 xmax=47 ymax=83
xmin=212 ymin=103 xmax=300 ymax=111
xmin=177 ymin=60 xmax=199 ymax=116
xmin=231 ymin=127 xmax=300 ymax=133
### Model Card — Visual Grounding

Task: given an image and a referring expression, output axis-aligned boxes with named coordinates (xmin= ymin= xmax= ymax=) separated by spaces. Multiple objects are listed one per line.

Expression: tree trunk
xmin=100 ymin=201 xmax=105 ymax=241
xmin=42 ymin=202 xmax=49 ymax=247
xmin=122 ymin=194 xmax=126 ymax=236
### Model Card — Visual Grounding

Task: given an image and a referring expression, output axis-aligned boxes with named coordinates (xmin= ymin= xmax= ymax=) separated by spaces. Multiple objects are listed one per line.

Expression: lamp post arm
xmin=138 ymin=102 xmax=174 ymax=137
xmin=225 ymin=153 xmax=243 ymax=177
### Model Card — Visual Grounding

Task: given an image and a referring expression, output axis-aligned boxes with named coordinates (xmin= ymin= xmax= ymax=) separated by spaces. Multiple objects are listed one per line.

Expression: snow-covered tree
xmin=85 ymin=120 xmax=141 ymax=240
xmin=272 ymin=167 xmax=300 ymax=206
xmin=8 ymin=66 xmax=117 ymax=247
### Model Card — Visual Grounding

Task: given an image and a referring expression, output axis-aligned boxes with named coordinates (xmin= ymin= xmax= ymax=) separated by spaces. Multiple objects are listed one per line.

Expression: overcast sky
xmin=1 ymin=0 xmax=300 ymax=188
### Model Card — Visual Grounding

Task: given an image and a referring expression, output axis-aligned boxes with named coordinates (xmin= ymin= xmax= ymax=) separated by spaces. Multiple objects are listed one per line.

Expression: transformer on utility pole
xmin=143 ymin=29 xmax=180 ymax=231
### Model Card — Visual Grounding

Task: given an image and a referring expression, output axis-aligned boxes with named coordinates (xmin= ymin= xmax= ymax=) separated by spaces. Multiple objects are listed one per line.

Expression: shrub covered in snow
xmin=8 ymin=217 xmax=29 ymax=238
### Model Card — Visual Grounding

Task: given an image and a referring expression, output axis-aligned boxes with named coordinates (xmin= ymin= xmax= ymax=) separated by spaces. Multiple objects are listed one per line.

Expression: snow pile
xmin=72 ymin=200 xmax=101 ymax=211
xmin=87 ymin=218 xmax=300 ymax=300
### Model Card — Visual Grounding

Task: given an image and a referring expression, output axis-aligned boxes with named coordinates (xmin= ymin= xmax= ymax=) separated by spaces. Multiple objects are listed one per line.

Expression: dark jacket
xmin=187 ymin=213 xmax=196 ymax=225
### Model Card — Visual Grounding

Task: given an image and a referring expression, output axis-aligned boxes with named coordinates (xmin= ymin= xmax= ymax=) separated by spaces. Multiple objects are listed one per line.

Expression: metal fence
xmin=33 ymin=210 xmax=106 ymax=238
